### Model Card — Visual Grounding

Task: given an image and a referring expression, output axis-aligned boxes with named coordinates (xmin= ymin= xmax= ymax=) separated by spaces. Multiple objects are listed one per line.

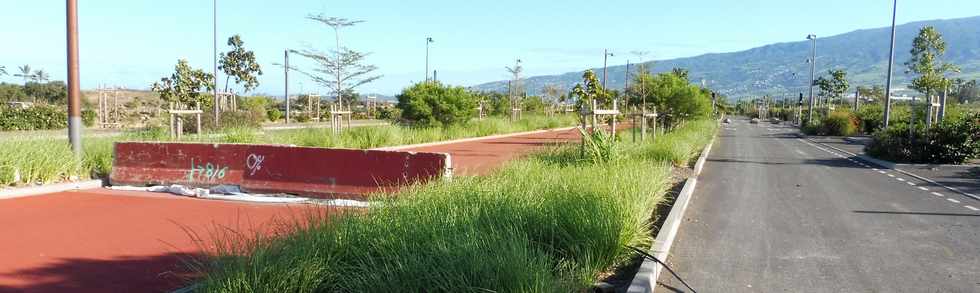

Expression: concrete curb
xmin=627 ymin=136 xmax=716 ymax=293
xmin=371 ymin=126 xmax=579 ymax=151
xmin=0 ymin=180 xmax=104 ymax=200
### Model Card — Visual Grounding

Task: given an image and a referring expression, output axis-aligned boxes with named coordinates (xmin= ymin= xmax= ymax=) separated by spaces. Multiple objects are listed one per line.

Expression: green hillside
xmin=472 ymin=15 xmax=980 ymax=99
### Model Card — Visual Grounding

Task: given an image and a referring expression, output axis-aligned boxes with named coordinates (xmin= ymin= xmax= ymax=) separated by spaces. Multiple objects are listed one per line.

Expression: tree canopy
xmin=219 ymin=35 xmax=263 ymax=93
xmin=906 ymin=26 xmax=960 ymax=96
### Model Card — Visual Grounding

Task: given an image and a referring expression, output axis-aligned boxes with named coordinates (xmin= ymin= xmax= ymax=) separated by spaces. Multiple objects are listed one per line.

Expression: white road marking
xmin=947 ymin=198 xmax=961 ymax=204
xmin=917 ymin=187 xmax=929 ymax=191
xmin=932 ymin=192 xmax=944 ymax=197
xmin=966 ymin=206 xmax=979 ymax=211
xmin=887 ymin=174 xmax=895 ymax=177
xmin=872 ymin=168 xmax=879 ymax=171
xmin=907 ymin=182 xmax=916 ymax=186
xmin=878 ymin=170 xmax=887 ymax=174
xmin=896 ymin=178 xmax=906 ymax=182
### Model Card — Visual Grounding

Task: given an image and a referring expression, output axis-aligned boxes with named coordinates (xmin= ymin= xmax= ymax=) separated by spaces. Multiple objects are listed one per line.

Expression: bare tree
xmin=290 ymin=15 xmax=380 ymax=107
xmin=505 ymin=59 xmax=523 ymax=120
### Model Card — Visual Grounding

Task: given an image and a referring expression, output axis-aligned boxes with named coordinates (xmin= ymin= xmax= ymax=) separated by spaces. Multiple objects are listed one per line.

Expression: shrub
xmin=82 ymin=109 xmax=97 ymax=127
xmin=855 ymin=105 xmax=884 ymax=134
xmin=866 ymin=113 xmax=980 ymax=164
xmin=266 ymin=108 xmax=282 ymax=122
xmin=396 ymin=81 xmax=476 ymax=127
xmin=0 ymin=105 xmax=68 ymax=131
xmin=821 ymin=111 xmax=859 ymax=136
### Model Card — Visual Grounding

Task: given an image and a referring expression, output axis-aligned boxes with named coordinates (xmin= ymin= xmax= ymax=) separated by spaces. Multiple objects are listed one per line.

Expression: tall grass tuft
xmin=189 ymin=119 xmax=719 ymax=292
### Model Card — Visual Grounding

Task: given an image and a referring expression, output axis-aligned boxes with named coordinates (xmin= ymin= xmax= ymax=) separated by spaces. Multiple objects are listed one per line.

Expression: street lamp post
xmin=883 ymin=0 xmax=898 ymax=129
xmin=603 ymin=49 xmax=614 ymax=88
xmin=425 ymin=37 xmax=434 ymax=82
xmin=213 ymin=0 xmax=219 ymax=126
xmin=284 ymin=49 xmax=290 ymax=124
xmin=66 ymin=0 xmax=82 ymax=157
xmin=806 ymin=34 xmax=817 ymax=125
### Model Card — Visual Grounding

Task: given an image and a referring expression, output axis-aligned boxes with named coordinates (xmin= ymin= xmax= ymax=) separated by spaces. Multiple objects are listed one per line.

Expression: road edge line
xmin=627 ymin=136 xmax=716 ymax=293
xmin=801 ymin=135 xmax=980 ymax=202
xmin=371 ymin=126 xmax=580 ymax=151
xmin=0 ymin=180 xmax=104 ymax=200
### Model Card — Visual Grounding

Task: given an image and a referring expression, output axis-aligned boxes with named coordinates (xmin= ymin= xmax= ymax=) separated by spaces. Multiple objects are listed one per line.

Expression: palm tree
xmin=33 ymin=69 xmax=49 ymax=83
xmin=14 ymin=65 xmax=33 ymax=84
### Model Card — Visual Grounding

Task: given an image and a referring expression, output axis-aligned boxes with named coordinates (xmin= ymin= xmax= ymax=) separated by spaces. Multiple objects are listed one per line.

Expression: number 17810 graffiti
xmin=185 ymin=158 xmax=229 ymax=182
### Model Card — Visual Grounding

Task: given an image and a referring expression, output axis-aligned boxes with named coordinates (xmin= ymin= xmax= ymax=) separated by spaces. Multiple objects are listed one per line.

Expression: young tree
xmin=218 ymin=35 xmax=263 ymax=93
xmin=857 ymin=85 xmax=886 ymax=102
xmin=905 ymin=26 xmax=960 ymax=97
xmin=0 ymin=65 xmax=7 ymax=76
xmin=151 ymin=59 xmax=215 ymax=108
xmin=505 ymin=59 xmax=524 ymax=119
xmin=570 ymin=70 xmax=611 ymax=110
xmin=813 ymin=69 xmax=849 ymax=105
xmin=290 ymin=15 xmax=380 ymax=106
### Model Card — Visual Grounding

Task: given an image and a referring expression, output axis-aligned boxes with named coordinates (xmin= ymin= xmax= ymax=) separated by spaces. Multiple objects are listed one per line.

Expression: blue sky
xmin=1 ymin=0 xmax=978 ymax=95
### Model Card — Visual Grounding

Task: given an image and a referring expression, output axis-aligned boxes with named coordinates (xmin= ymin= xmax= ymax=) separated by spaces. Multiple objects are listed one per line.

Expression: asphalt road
xmin=658 ymin=118 xmax=980 ymax=293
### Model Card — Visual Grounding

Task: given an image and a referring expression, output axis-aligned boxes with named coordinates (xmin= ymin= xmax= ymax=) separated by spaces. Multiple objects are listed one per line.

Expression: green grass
xmin=0 ymin=115 xmax=577 ymax=187
xmin=187 ymin=119 xmax=718 ymax=292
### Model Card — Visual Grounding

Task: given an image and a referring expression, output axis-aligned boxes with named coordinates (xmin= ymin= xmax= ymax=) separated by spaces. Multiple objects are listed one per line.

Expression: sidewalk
xmin=805 ymin=135 xmax=980 ymax=198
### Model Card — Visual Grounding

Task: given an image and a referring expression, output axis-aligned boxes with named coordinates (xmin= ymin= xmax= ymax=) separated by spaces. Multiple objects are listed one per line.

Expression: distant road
xmin=658 ymin=118 xmax=980 ymax=293
xmin=0 ymin=119 xmax=390 ymax=141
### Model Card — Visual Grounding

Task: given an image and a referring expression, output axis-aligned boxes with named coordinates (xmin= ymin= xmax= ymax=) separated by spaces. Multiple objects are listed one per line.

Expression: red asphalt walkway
xmin=0 ymin=127 xmax=584 ymax=292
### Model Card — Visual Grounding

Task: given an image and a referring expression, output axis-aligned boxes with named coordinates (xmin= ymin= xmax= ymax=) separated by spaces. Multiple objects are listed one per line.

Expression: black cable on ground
xmin=626 ymin=245 xmax=698 ymax=293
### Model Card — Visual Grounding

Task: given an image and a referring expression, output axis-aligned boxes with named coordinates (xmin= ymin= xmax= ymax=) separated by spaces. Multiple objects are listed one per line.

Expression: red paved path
xmin=0 ymin=127 xmax=584 ymax=292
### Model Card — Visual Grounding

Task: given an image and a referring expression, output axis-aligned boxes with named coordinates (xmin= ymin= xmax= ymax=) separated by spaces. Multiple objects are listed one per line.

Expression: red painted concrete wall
xmin=110 ymin=142 xmax=451 ymax=199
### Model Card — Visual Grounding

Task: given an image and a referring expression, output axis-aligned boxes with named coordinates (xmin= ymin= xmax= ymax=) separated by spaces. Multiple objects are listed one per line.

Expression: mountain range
xmin=471 ymin=15 xmax=980 ymax=99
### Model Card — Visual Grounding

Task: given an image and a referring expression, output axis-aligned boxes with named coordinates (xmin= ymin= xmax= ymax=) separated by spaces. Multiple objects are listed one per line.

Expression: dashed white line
xmin=872 ymin=168 xmax=880 ymax=171
xmin=932 ymin=192 xmax=944 ymax=197
xmin=947 ymin=198 xmax=961 ymax=204
xmin=887 ymin=174 xmax=896 ymax=177
xmin=896 ymin=178 xmax=906 ymax=182
xmin=877 ymin=170 xmax=886 ymax=174
xmin=966 ymin=206 xmax=979 ymax=211
xmin=917 ymin=187 xmax=929 ymax=191
xmin=906 ymin=182 xmax=916 ymax=186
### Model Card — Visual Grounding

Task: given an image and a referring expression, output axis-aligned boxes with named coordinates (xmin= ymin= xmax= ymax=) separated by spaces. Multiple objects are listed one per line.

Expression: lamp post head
xmin=427 ymin=37 xmax=434 ymax=43
xmin=807 ymin=34 xmax=816 ymax=40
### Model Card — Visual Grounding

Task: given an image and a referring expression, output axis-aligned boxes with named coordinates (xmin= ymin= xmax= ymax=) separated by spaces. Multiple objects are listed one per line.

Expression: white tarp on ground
xmin=108 ymin=185 xmax=369 ymax=207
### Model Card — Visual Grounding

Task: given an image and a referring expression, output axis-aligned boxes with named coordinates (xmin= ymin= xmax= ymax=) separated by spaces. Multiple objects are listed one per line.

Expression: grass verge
xmin=0 ymin=115 xmax=576 ymax=187
xmin=187 ymin=119 xmax=718 ymax=292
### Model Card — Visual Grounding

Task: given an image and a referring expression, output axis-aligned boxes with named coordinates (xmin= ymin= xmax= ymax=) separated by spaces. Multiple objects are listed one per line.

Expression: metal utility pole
xmin=66 ymin=0 xmax=82 ymax=157
xmin=883 ymin=0 xmax=898 ymax=129
xmin=854 ymin=89 xmax=860 ymax=111
xmin=284 ymin=50 xmax=290 ymax=124
xmin=212 ymin=0 xmax=220 ymax=126
xmin=938 ymin=84 xmax=948 ymax=123
xmin=603 ymin=49 xmax=614 ymax=88
xmin=425 ymin=37 xmax=434 ymax=82
xmin=806 ymin=34 xmax=817 ymax=125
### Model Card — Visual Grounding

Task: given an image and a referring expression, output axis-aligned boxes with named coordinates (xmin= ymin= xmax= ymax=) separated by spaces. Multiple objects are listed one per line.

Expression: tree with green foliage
xmin=14 ymin=65 xmax=33 ymax=84
xmin=570 ymin=70 xmax=612 ymax=110
xmin=813 ymin=69 xmax=849 ymax=105
xmin=32 ymin=69 xmax=49 ymax=83
xmin=951 ymin=78 xmax=978 ymax=103
xmin=219 ymin=35 xmax=263 ymax=93
xmin=0 ymin=65 xmax=6 ymax=77
xmin=151 ymin=59 xmax=215 ymax=108
xmin=905 ymin=26 xmax=960 ymax=97
xmin=396 ymin=81 xmax=476 ymax=127
xmin=24 ymin=81 xmax=67 ymax=104
xmin=671 ymin=68 xmax=690 ymax=81
xmin=857 ymin=85 xmax=886 ymax=103
xmin=631 ymin=71 xmax=712 ymax=127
